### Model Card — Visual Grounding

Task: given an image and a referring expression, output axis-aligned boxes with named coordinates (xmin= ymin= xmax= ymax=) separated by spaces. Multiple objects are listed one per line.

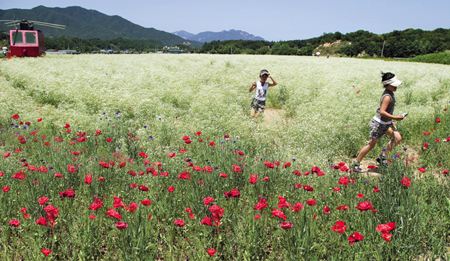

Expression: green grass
xmin=409 ymin=51 xmax=450 ymax=65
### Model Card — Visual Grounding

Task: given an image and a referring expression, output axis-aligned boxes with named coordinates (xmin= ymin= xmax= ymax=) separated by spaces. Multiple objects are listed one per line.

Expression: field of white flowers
xmin=1 ymin=54 xmax=448 ymax=164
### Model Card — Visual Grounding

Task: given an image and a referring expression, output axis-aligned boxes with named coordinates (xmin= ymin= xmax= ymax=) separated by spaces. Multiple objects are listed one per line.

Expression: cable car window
xmin=12 ymin=32 xmax=24 ymax=44
xmin=25 ymin=32 xmax=36 ymax=44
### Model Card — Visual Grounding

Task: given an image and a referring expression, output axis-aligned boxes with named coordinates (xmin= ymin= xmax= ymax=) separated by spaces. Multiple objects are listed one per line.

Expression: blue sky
xmin=2 ymin=0 xmax=449 ymax=41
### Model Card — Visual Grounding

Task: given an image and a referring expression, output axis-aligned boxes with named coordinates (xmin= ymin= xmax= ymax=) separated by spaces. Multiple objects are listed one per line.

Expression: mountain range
xmin=172 ymin=30 xmax=265 ymax=42
xmin=0 ymin=6 xmax=201 ymax=47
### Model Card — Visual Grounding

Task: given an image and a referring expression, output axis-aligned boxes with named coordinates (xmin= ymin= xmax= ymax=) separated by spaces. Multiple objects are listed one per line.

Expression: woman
xmin=352 ymin=72 xmax=405 ymax=172
xmin=249 ymin=69 xmax=277 ymax=118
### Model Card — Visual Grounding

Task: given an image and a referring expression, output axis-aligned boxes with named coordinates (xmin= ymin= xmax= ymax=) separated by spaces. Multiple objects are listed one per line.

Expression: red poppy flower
xmin=444 ymin=170 xmax=449 ymax=175
xmin=115 ymin=222 xmax=128 ymax=229
xmin=138 ymin=185 xmax=149 ymax=191
xmin=311 ymin=166 xmax=320 ymax=173
xmin=141 ymin=199 xmax=151 ymax=206
xmin=178 ymin=171 xmax=191 ymax=180
xmin=38 ymin=197 xmax=49 ymax=206
xmin=355 ymin=201 xmax=373 ymax=211
xmin=89 ymin=215 xmax=96 ymax=219
xmin=291 ymin=202 xmax=304 ymax=212
xmin=253 ymin=198 xmax=269 ymax=211
xmin=278 ymin=196 xmax=291 ymax=208
xmin=42 ymin=249 xmax=52 ymax=257
xmin=294 ymin=183 xmax=302 ymax=188
xmin=332 ymin=221 xmax=347 ymax=233
xmin=337 ymin=205 xmax=349 ymax=211
xmin=126 ymin=202 xmax=139 ymax=212
xmin=376 ymin=222 xmax=396 ymax=233
xmin=271 ymin=209 xmax=287 ymax=221
xmin=207 ymin=248 xmax=217 ymax=257
xmin=185 ymin=140 xmax=192 ymax=144
xmin=356 ymin=193 xmax=364 ymax=199
xmin=168 ymin=186 xmax=175 ymax=192
xmin=367 ymin=165 xmax=376 ymax=169
xmin=201 ymin=216 xmax=213 ymax=226
xmin=12 ymin=114 xmax=20 ymax=119
xmin=254 ymin=215 xmax=261 ymax=219
xmin=9 ymin=220 xmax=20 ymax=226
xmin=263 ymin=161 xmax=275 ymax=168
xmin=303 ymin=185 xmax=314 ymax=192
xmin=249 ymin=174 xmax=257 ymax=184
xmin=306 ymin=199 xmax=316 ymax=206
xmin=292 ymin=170 xmax=301 ymax=176
xmin=182 ymin=136 xmax=190 ymax=140
xmin=209 ymin=142 xmax=215 ymax=146
xmin=88 ymin=199 xmax=104 ymax=211
xmin=174 ymin=219 xmax=185 ymax=227
xmin=59 ymin=189 xmax=75 ymax=200
xmin=129 ymin=183 xmax=137 ymax=188
xmin=436 ymin=118 xmax=441 ymax=123
xmin=263 ymin=177 xmax=269 ymax=181
xmin=168 ymin=152 xmax=176 ymax=158
xmin=3 ymin=186 xmax=9 ymax=193
xmin=280 ymin=222 xmax=293 ymax=229
xmin=12 ymin=171 xmax=26 ymax=180
xmin=333 ymin=187 xmax=340 ymax=191
xmin=3 ymin=152 xmax=10 ymax=158
xmin=400 ymin=177 xmax=411 ymax=187
xmin=232 ymin=164 xmax=241 ymax=173
xmin=418 ymin=168 xmax=426 ymax=173
xmin=37 ymin=118 xmax=42 ymax=122
xmin=373 ymin=186 xmax=380 ymax=192
xmin=67 ymin=164 xmax=76 ymax=173
xmin=84 ymin=174 xmax=92 ymax=184
xmin=338 ymin=176 xmax=349 ymax=185
xmin=381 ymin=233 xmax=393 ymax=241
xmin=106 ymin=209 xmax=122 ymax=221
xmin=323 ymin=206 xmax=331 ymax=214
xmin=36 ymin=217 xmax=48 ymax=226
xmin=224 ymin=189 xmax=240 ymax=199
xmin=203 ymin=197 xmax=215 ymax=206
xmin=348 ymin=232 xmax=363 ymax=245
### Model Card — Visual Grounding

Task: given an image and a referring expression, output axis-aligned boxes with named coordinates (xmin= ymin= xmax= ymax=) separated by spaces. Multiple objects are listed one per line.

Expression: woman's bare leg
xmin=356 ymin=138 xmax=379 ymax=162
xmin=383 ymin=130 xmax=402 ymax=157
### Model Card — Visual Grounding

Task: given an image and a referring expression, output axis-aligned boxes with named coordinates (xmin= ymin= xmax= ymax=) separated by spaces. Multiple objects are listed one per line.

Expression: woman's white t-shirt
xmin=254 ymin=82 xmax=269 ymax=101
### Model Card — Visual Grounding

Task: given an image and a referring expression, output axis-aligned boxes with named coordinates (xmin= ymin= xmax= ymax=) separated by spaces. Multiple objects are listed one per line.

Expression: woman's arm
xmin=249 ymin=81 xmax=256 ymax=92
xmin=379 ymin=96 xmax=404 ymax=121
xmin=268 ymin=74 xmax=277 ymax=87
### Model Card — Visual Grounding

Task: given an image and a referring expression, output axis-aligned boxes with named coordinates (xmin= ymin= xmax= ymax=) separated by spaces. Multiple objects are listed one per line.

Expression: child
xmin=249 ymin=69 xmax=277 ymax=118
xmin=352 ymin=72 xmax=405 ymax=172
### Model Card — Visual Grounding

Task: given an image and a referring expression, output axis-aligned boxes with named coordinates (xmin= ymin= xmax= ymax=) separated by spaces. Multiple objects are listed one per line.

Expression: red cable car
xmin=2 ymin=19 xmax=65 ymax=58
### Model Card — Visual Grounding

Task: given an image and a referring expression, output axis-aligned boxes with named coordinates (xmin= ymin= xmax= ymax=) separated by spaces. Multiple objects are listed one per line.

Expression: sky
xmin=2 ymin=0 xmax=449 ymax=41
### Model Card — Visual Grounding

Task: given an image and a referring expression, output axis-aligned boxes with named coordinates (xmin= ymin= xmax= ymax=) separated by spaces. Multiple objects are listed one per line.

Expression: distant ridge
xmin=0 ymin=6 xmax=202 ymax=47
xmin=172 ymin=29 xmax=265 ymax=42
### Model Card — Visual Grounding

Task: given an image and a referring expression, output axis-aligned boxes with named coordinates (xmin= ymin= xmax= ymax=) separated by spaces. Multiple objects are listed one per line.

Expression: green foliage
xmin=409 ymin=51 xmax=450 ymax=65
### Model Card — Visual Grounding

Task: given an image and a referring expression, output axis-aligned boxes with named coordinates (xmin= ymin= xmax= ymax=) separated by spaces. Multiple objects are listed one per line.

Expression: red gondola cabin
xmin=8 ymin=29 xmax=45 ymax=58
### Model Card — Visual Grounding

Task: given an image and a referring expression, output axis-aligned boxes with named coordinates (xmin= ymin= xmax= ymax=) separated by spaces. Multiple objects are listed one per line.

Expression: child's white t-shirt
xmin=254 ymin=82 xmax=269 ymax=101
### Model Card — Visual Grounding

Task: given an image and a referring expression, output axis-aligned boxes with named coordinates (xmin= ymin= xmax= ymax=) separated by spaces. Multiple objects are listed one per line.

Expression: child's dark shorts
xmin=369 ymin=119 xmax=395 ymax=140
xmin=250 ymin=99 xmax=266 ymax=112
